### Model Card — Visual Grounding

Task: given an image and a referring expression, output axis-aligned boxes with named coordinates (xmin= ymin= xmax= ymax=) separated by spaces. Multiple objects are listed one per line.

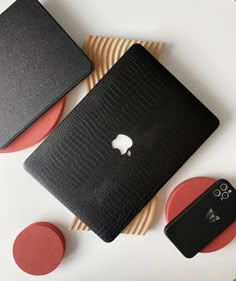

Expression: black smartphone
xmin=164 ymin=179 xmax=236 ymax=258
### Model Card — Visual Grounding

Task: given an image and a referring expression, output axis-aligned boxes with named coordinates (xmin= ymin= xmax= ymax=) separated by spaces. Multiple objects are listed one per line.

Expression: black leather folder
xmin=0 ymin=0 xmax=92 ymax=149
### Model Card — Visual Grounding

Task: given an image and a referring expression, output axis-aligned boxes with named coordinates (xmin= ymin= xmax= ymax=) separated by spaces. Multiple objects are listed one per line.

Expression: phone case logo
xmin=206 ymin=208 xmax=220 ymax=223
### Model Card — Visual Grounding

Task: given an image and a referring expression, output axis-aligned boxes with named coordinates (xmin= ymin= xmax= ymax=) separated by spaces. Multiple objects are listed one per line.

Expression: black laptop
xmin=24 ymin=44 xmax=219 ymax=242
xmin=0 ymin=0 xmax=92 ymax=149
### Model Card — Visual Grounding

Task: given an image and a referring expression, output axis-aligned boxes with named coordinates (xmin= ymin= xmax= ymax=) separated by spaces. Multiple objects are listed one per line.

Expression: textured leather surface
xmin=24 ymin=44 xmax=219 ymax=242
xmin=70 ymin=36 xmax=164 ymax=235
xmin=0 ymin=0 xmax=92 ymax=149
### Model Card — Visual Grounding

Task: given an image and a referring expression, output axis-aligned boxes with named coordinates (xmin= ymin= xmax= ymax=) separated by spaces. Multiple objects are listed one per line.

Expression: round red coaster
xmin=13 ymin=222 xmax=65 ymax=275
xmin=165 ymin=177 xmax=236 ymax=253
xmin=0 ymin=98 xmax=66 ymax=153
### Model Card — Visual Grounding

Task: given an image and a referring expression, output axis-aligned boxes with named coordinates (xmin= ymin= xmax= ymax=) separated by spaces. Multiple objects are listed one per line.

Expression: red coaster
xmin=13 ymin=222 xmax=65 ymax=275
xmin=0 ymin=98 xmax=66 ymax=153
xmin=165 ymin=177 xmax=236 ymax=253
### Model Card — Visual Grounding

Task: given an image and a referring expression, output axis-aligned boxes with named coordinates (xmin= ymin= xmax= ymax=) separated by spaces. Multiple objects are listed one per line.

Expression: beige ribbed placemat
xmin=69 ymin=36 xmax=164 ymax=235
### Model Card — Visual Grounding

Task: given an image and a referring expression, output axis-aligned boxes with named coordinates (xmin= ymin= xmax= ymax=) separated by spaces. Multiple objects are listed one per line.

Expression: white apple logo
xmin=111 ymin=134 xmax=133 ymax=156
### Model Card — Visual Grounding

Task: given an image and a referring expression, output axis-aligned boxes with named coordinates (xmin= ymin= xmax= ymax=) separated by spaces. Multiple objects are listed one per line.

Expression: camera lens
xmin=222 ymin=192 xmax=229 ymax=200
xmin=213 ymin=189 xmax=221 ymax=197
xmin=220 ymin=183 xmax=228 ymax=191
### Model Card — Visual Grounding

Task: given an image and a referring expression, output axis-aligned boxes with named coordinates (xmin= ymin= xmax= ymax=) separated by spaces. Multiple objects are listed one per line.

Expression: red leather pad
xmin=13 ymin=222 xmax=65 ymax=275
xmin=0 ymin=98 xmax=66 ymax=153
xmin=165 ymin=177 xmax=236 ymax=253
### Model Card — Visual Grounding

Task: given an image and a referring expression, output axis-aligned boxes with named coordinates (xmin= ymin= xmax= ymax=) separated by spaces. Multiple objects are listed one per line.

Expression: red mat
xmin=0 ymin=98 xmax=66 ymax=153
xmin=165 ymin=177 xmax=236 ymax=253
xmin=13 ymin=222 xmax=65 ymax=275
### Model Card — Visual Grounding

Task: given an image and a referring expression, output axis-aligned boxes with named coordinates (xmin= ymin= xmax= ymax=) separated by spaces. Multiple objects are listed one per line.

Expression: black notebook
xmin=24 ymin=44 xmax=219 ymax=242
xmin=0 ymin=0 xmax=92 ymax=149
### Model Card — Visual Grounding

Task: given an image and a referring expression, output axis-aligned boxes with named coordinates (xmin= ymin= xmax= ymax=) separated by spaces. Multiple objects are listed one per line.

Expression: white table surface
xmin=0 ymin=0 xmax=235 ymax=280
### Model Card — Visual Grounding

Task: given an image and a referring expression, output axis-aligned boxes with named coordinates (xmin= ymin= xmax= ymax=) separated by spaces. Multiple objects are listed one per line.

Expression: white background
xmin=0 ymin=0 xmax=235 ymax=280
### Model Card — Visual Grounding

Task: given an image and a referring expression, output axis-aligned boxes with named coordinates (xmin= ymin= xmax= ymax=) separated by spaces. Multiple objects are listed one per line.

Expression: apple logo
xmin=111 ymin=134 xmax=133 ymax=156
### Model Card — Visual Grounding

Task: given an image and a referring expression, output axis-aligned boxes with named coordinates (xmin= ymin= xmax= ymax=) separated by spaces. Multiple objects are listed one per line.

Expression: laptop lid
xmin=24 ymin=44 xmax=219 ymax=242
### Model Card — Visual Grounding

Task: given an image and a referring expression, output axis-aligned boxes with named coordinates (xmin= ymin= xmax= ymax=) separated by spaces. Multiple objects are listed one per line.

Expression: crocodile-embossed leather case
xmin=24 ymin=44 xmax=219 ymax=242
xmin=164 ymin=179 xmax=236 ymax=258
xmin=0 ymin=0 xmax=92 ymax=149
